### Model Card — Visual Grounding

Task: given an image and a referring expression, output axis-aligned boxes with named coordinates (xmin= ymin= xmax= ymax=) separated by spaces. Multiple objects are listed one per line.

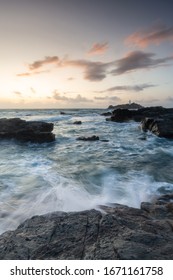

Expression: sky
xmin=0 ymin=0 xmax=173 ymax=109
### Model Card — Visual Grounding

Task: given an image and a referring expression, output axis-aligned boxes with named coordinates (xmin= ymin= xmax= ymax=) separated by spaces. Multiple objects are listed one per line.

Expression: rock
xmin=77 ymin=135 xmax=99 ymax=141
xmin=60 ymin=111 xmax=66 ymax=115
xmin=108 ymin=102 xmax=143 ymax=110
xmin=0 ymin=194 xmax=173 ymax=259
xmin=107 ymin=106 xmax=173 ymax=123
xmin=73 ymin=121 xmax=82 ymax=125
xmin=0 ymin=118 xmax=55 ymax=143
xmin=141 ymin=117 xmax=173 ymax=138
xmin=101 ymin=112 xmax=112 ymax=116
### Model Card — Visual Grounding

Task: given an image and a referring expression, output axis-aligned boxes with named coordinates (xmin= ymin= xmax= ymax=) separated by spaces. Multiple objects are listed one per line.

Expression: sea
xmin=0 ymin=108 xmax=173 ymax=234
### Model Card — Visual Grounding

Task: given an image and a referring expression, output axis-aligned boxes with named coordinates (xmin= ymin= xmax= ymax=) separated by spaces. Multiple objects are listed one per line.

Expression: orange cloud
xmin=125 ymin=24 xmax=173 ymax=48
xmin=17 ymin=70 xmax=50 ymax=77
xmin=88 ymin=42 xmax=108 ymax=55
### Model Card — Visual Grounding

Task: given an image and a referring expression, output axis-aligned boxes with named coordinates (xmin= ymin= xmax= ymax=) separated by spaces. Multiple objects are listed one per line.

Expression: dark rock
xmin=101 ymin=112 xmax=112 ymax=116
xmin=108 ymin=102 xmax=143 ymax=110
xmin=107 ymin=106 xmax=173 ymax=123
xmin=141 ymin=117 xmax=173 ymax=138
xmin=0 ymin=118 xmax=55 ymax=143
xmin=77 ymin=135 xmax=99 ymax=141
xmin=60 ymin=111 xmax=66 ymax=115
xmin=0 ymin=194 xmax=173 ymax=259
xmin=106 ymin=106 xmax=173 ymax=139
xmin=73 ymin=121 xmax=82 ymax=125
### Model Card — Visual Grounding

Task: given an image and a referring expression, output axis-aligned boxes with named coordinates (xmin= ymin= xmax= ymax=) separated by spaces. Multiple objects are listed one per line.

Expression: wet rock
xmin=141 ymin=117 xmax=173 ymax=139
xmin=73 ymin=121 xmax=82 ymax=125
xmin=77 ymin=135 xmax=99 ymax=141
xmin=101 ymin=112 xmax=112 ymax=116
xmin=0 ymin=194 xmax=173 ymax=259
xmin=0 ymin=118 xmax=55 ymax=143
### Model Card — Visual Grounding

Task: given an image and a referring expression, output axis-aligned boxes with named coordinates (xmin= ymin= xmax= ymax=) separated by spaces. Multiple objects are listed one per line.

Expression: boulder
xmin=0 ymin=194 xmax=173 ymax=259
xmin=73 ymin=121 xmax=82 ymax=125
xmin=0 ymin=118 xmax=55 ymax=143
xmin=77 ymin=135 xmax=99 ymax=141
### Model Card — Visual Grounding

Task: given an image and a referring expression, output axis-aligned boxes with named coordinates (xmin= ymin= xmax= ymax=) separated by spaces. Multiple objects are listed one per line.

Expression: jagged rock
xmin=77 ymin=135 xmax=99 ymax=141
xmin=0 ymin=118 xmax=55 ymax=143
xmin=0 ymin=194 xmax=173 ymax=259
xmin=141 ymin=117 xmax=173 ymax=138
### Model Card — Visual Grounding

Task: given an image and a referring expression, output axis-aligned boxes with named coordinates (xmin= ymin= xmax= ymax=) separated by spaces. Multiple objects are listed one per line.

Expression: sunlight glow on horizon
xmin=0 ymin=0 xmax=173 ymax=109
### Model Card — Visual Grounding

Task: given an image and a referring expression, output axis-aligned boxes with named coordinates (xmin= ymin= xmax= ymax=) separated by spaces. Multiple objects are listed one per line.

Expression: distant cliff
xmin=108 ymin=102 xmax=143 ymax=110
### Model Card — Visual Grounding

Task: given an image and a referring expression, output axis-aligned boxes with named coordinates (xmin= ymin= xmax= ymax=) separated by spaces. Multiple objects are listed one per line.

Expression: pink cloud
xmin=125 ymin=24 xmax=173 ymax=48
xmin=88 ymin=42 xmax=108 ymax=55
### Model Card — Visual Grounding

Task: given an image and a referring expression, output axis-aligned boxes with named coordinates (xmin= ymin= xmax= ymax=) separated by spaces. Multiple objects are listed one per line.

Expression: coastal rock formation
xmin=106 ymin=106 xmax=173 ymax=123
xmin=0 ymin=194 xmax=173 ymax=259
xmin=0 ymin=118 xmax=55 ymax=143
xmin=106 ymin=106 xmax=173 ymax=139
xmin=108 ymin=102 xmax=143 ymax=110
xmin=141 ymin=117 xmax=173 ymax=138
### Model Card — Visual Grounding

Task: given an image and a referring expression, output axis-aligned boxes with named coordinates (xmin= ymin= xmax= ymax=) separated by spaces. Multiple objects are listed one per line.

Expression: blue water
xmin=0 ymin=108 xmax=173 ymax=234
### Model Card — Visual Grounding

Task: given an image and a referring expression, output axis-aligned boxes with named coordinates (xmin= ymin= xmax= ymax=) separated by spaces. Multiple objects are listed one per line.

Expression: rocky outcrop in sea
xmin=106 ymin=106 xmax=173 ymax=139
xmin=0 ymin=194 xmax=173 ymax=260
xmin=0 ymin=118 xmax=55 ymax=143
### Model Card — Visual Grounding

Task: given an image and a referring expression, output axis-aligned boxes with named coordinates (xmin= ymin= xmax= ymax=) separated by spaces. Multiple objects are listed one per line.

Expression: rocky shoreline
xmin=0 ymin=194 xmax=173 ymax=259
xmin=1 ymin=107 xmax=173 ymax=260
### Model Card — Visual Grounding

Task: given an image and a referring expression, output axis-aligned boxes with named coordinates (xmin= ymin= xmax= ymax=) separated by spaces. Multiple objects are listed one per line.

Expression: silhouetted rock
xmin=107 ymin=106 xmax=173 ymax=123
xmin=108 ymin=102 xmax=143 ymax=110
xmin=0 ymin=194 xmax=173 ymax=259
xmin=77 ymin=135 xmax=99 ymax=141
xmin=0 ymin=118 xmax=55 ymax=143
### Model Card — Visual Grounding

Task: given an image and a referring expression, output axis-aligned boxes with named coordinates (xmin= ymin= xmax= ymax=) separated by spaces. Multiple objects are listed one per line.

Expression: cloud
xmin=125 ymin=24 xmax=173 ymax=48
xmin=14 ymin=91 xmax=22 ymax=96
xmin=29 ymin=56 xmax=60 ymax=70
xmin=166 ymin=96 xmax=173 ymax=102
xmin=18 ymin=56 xmax=111 ymax=81
xmin=111 ymin=51 xmax=173 ymax=75
xmin=30 ymin=87 xmax=36 ymax=94
xmin=68 ymin=77 xmax=75 ymax=81
xmin=62 ymin=59 xmax=112 ymax=81
xmin=106 ymin=83 xmax=156 ymax=92
xmin=17 ymin=50 xmax=173 ymax=80
xmin=17 ymin=70 xmax=49 ymax=77
xmin=94 ymin=96 xmax=121 ymax=101
xmin=88 ymin=42 xmax=109 ymax=55
xmin=53 ymin=91 xmax=92 ymax=103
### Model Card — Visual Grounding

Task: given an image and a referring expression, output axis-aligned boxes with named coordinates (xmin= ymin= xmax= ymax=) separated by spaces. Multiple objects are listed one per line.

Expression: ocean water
xmin=0 ymin=108 xmax=173 ymax=234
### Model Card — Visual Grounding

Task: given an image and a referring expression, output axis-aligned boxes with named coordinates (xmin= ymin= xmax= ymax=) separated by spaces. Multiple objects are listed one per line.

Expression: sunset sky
xmin=0 ymin=0 xmax=173 ymax=108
